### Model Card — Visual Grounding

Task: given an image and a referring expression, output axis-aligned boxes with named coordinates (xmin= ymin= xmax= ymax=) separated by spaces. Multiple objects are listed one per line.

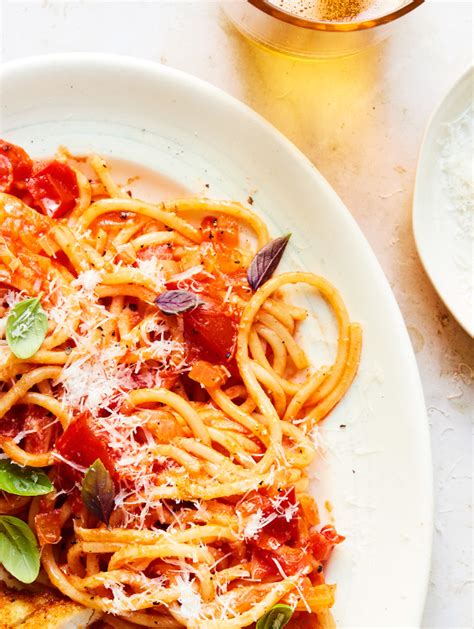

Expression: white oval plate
xmin=413 ymin=66 xmax=474 ymax=337
xmin=0 ymin=54 xmax=432 ymax=628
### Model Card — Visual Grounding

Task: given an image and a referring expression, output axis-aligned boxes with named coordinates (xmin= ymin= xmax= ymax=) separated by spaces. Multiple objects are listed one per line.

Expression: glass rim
xmin=247 ymin=0 xmax=425 ymax=31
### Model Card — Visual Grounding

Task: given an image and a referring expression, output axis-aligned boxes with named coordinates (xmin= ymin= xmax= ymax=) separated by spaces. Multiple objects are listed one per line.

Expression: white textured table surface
xmin=1 ymin=1 xmax=472 ymax=627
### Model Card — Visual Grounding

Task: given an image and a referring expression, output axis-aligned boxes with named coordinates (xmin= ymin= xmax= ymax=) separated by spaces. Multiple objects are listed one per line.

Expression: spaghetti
xmin=0 ymin=141 xmax=362 ymax=628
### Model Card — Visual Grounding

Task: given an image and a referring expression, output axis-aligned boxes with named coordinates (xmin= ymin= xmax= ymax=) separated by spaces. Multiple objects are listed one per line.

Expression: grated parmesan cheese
xmin=439 ymin=103 xmax=474 ymax=238
xmin=243 ymin=508 xmax=278 ymax=540
xmin=135 ymin=257 xmax=167 ymax=291
xmin=102 ymin=574 xmax=167 ymax=615
xmin=3 ymin=289 xmax=27 ymax=309
xmin=176 ymin=575 xmax=203 ymax=620
xmin=71 ymin=269 xmax=103 ymax=296
xmin=58 ymin=353 xmax=133 ymax=414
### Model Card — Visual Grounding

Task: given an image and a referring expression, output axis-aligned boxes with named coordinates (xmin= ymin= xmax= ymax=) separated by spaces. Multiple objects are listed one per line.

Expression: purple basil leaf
xmin=81 ymin=459 xmax=115 ymax=525
xmin=155 ymin=290 xmax=201 ymax=315
xmin=247 ymin=234 xmax=291 ymax=291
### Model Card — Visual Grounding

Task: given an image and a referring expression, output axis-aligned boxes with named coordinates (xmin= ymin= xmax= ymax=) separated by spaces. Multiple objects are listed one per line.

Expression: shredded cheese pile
xmin=439 ymin=103 xmax=474 ymax=239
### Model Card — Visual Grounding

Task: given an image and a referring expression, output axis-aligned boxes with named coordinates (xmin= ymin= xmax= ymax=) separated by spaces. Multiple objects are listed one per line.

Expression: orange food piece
xmin=188 ymin=360 xmax=229 ymax=388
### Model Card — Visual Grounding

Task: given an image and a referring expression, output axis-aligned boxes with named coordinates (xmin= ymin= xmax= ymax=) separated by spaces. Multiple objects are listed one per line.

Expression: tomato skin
xmin=0 ymin=154 xmax=13 ymax=192
xmin=188 ymin=360 xmax=228 ymax=389
xmin=240 ymin=488 xmax=299 ymax=548
xmin=183 ymin=301 xmax=237 ymax=364
xmin=26 ymin=160 xmax=79 ymax=218
xmin=55 ymin=414 xmax=116 ymax=487
xmin=0 ymin=405 xmax=25 ymax=439
xmin=320 ymin=524 xmax=345 ymax=545
xmin=201 ymin=215 xmax=239 ymax=249
xmin=309 ymin=525 xmax=345 ymax=561
xmin=251 ymin=544 xmax=313 ymax=579
xmin=0 ymin=405 xmax=57 ymax=454
xmin=286 ymin=612 xmax=322 ymax=629
xmin=24 ymin=407 xmax=59 ymax=454
xmin=35 ymin=509 xmax=62 ymax=546
xmin=273 ymin=545 xmax=314 ymax=575
xmin=0 ymin=140 xmax=33 ymax=191
xmin=260 ymin=487 xmax=299 ymax=545
xmin=201 ymin=215 xmax=245 ymax=274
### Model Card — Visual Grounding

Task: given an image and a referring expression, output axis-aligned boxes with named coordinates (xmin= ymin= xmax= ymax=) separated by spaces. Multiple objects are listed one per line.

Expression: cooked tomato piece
xmin=0 ymin=154 xmax=13 ymax=192
xmin=55 ymin=414 xmax=117 ymax=487
xmin=251 ymin=544 xmax=313 ymax=578
xmin=51 ymin=249 xmax=77 ymax=277
xmin=286 ymin=612 xmax=322 ymax=628
xmin=320 ymin=524 xmax=345 ymax=545
xmin=188 ymin=360 xmax=229 ymax=388
xmin=261 ymin=488 xmax=299 ymax=545
xmin=0 ymin=140 xmax=33 ymax=191
xmin=26 ymin=160 xmax=79 ymax=218
xmin=24 ymin=407 xmax=60 ymax=454
xmin=183 ymin=301 xmax=237 ymax=364
xmin=169 ymin=270 xmax=250 ymax=313
xmin=0 ymin=405 xmax=56 ymax=451
xmin=309 ymin=525 xmax=345 ymax=562
xmin=35 ymin=509 xmax=62 ymax=546
xmin=201 ymin=215 xmax=244 ymax=274
xmin=241 ymin=487 xmax=299 ymax=548
xmin=0 ymin=405 xmax=26 ymax=439
xmin=273 ymin=545 xmax=314 ymax=575
xmin=144 ymin=412 xmax=184 ymax=445
xmin=0 ymin=192 xmax=53 ymax=248
xmin=68 ymin=488 xmax=86 ymax=516
xmin=201 ymin=215 xmax=239 ymax=249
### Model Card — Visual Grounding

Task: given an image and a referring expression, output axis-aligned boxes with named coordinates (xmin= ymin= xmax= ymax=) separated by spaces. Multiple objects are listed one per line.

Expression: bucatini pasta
xmin=0 ymin=140 xmax=361 ymax=629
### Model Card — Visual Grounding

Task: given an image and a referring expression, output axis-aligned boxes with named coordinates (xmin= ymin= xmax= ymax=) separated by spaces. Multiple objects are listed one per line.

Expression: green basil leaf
xmin=0 ymin=516 xmax=40 ymax=583
xmin=256 ymin=604 xmax=294 ymax=629
xmin=82 ymin=459 xmax=115 ymax=524
xmin=0 ymin=459 xmax=53 ymax=496
xmin=6 ymin=296 xmax=48 ymax=359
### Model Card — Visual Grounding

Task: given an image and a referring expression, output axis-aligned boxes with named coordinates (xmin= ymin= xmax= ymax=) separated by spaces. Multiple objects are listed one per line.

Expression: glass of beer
xmin=223 ymin=0 xmax=424 ymax=59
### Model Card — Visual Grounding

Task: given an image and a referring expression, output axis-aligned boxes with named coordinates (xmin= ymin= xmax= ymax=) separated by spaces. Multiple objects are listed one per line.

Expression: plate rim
xmin=1 ymin=52 xmax=433 ymax=626
xmin=412 ymin=63 xmax=474 ymax=338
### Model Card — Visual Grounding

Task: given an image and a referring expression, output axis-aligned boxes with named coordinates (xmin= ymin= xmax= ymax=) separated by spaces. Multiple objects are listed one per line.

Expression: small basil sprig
xmin=81 ymin=459 xmax=115 ymax=525
xmin=256 ymin=604 xmax=294 ymax=629
xmin=0 ymin=516 xmax=40 ymax=583
xmin=0 ymin=459 xmax=53 ymax=496
xmin=6 ymin=296 xmax=48 ymax=359
xmin=155 ymin=290 xmax=201 ymax=315
xmin=247 ymin=235 xmax=291 ymax=291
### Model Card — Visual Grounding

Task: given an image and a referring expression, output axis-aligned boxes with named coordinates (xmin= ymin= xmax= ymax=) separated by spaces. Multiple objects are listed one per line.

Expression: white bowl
xmin=413 ymin=65 xmax=473 ymax=337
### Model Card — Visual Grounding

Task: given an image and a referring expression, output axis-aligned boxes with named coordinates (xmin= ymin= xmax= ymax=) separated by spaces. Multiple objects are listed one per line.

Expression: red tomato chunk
xmin=183 ymin=301 xmax=237 ymax=364
xmin=0 ymin=154 xmax=13 ymax=192
xmin=26 ymin=160 xmax=79 ymax=218
xmin=55 ymin=414 xmax=117 ymax=486
xmin=309 ymin=525 xmax=345 ymax=562
xmin=35 ymin=509 xmax=62 ymax=546
xmin=0 ymin=140 xmax=33 ymax=192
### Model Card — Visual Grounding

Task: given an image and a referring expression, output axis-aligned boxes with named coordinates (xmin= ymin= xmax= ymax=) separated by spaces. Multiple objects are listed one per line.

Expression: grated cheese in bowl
xmin=439 ymin=103 xmax=474 ymax=240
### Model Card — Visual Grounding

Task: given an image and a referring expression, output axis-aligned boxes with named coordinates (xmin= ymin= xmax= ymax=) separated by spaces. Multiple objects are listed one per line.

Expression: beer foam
xmin=270 ymin=0 xmax=408 ymax=22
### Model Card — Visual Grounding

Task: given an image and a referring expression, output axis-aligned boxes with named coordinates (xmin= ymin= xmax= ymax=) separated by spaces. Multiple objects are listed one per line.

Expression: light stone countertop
xmin=1 ymin=1 xmax=472 ymax=627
